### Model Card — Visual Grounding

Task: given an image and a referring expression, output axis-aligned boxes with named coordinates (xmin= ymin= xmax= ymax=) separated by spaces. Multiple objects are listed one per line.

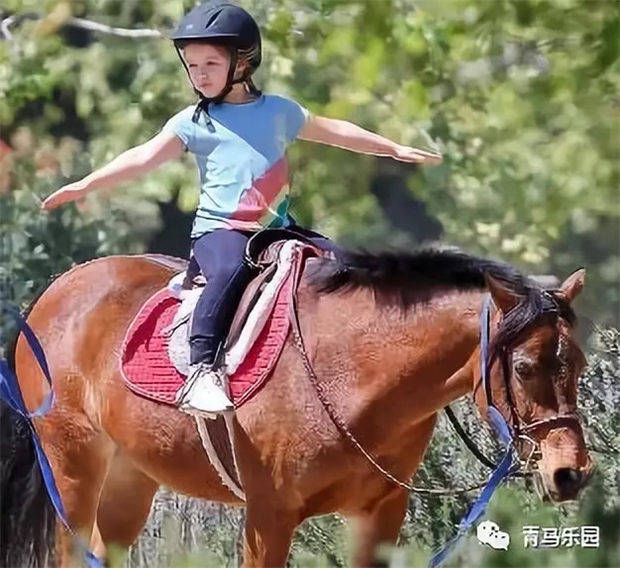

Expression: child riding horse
xmin=41 ymin=1 xmax=442 ymax=418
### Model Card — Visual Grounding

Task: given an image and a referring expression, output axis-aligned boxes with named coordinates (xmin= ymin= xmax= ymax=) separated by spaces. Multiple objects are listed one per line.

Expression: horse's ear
xmin=557 ymin=268 xmax=586 ymax=303
xmin=484 ymin=273 xmax=523 ymax=314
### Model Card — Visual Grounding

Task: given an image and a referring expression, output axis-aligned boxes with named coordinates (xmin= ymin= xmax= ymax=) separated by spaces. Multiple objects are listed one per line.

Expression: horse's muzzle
xmin=538 ymin=460 xmax=594 ymax=503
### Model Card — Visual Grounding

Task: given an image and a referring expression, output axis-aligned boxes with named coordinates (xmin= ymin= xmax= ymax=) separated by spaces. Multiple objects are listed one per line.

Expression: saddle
xmin=120 ymin=229 xmax=329 ymax=407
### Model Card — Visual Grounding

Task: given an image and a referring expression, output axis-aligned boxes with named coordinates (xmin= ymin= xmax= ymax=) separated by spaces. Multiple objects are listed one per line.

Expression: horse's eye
xmin=514 ymin=360 xmax=533 ymax=378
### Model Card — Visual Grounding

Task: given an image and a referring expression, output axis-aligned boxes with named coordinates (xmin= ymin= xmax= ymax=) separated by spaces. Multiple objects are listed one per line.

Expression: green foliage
xmin=0 ymin=1 xmax=618 ymax=565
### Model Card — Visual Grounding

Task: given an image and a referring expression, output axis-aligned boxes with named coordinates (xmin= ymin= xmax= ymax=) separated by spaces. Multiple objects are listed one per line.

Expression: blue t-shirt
xmin=162 ymin=94 xmax=310 ymax=238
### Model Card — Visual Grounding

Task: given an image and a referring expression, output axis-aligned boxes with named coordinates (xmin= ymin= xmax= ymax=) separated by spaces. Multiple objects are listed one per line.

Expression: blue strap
xmin=0 ymin=306 xmax=103 ymax=568
xmin=480 ymin=294 xmax=492 ymax=405
xmin=428 ymin=447 xmax=514 ymax=568
xmin=428 ymin=294 xmax=516 ymax=568
xmin=479 ymin=295 xmax=514 ymax=446
xmin=1 ymin=305 xmax=55 ymax=418
xmin=487 ymin=405 xmax=513 ymax=447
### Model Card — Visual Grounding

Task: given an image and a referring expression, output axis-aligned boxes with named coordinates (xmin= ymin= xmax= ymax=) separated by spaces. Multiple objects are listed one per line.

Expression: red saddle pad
xmin=120 ymin=268 xmax=295 ymax=408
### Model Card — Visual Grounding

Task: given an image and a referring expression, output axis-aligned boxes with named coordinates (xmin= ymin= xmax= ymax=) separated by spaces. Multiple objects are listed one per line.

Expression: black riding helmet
xmin=171 ymin=1 xmax=262 ymax=128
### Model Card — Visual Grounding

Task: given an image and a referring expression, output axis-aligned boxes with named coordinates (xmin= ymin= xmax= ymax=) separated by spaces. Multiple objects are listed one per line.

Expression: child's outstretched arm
xmin=297 ymin=116 xmax=442 ymax=164
xmin=41 ymin=132 xmax=185 ymax=210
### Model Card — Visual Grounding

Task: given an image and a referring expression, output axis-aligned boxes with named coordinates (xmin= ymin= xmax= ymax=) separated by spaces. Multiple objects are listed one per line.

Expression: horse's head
xmin=475 ymin=268 xmax=593 ymax=503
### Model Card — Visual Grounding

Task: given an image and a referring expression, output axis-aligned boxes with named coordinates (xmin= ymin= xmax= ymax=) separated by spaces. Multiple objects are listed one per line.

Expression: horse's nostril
xmin=553 ymin=468 xmax=582 ymax=492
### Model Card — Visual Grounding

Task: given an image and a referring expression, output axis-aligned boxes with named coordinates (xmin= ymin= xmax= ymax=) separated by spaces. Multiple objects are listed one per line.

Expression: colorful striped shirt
xmin=161 ymin=94 xmax=310 ymax=238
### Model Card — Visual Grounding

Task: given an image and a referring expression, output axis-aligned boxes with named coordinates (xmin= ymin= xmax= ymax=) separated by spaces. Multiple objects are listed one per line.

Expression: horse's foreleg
xmin=351 ymin=414 xmax=438 ymax=567
xmin=351 ymin=487 xmax=409 ymax=567
xmin=243 ymin=506 xmax=298 ymax=567
xmin=95 ymin=450 xmax=159 ymax=559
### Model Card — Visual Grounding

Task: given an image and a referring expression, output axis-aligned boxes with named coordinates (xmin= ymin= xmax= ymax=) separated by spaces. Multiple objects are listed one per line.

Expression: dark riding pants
xmin=189 ymin=225 xmax=341 ymax=366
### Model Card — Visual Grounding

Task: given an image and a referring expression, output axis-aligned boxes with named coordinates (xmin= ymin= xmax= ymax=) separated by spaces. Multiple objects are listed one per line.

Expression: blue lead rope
xmin=428 ymin=294 xmax=515 ymax=568
xmin=0 ymin=305 xmax=103 ymax=568
xmin=428 ymin=449 xmax=513 ymax=568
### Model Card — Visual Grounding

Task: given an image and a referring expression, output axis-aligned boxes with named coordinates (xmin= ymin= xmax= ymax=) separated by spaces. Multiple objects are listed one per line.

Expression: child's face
xmin=182 ymin=43 xmax=247 ymax=98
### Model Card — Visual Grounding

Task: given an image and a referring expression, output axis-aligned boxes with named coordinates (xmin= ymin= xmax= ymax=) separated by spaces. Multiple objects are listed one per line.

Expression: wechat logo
xmin=477 ymin=520 xmax=510 ymax=551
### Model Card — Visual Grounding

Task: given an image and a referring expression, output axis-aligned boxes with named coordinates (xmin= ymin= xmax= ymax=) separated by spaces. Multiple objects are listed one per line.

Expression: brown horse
xmin=2 ymin=245 xmax=593 ymax=567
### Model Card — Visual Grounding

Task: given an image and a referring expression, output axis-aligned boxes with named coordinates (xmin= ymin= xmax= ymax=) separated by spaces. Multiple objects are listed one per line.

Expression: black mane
xmin=310 ymin=246 xmax=529 ymax=305
xmin=308 ymin=245 xmax=576 ymax=352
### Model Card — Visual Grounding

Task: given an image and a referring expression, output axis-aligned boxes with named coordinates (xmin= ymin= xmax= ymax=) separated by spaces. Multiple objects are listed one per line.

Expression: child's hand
xmin=392 ymin=145 xmax=443 ymax=165
xmin=41 ymin=182 xmax=88 ymax=211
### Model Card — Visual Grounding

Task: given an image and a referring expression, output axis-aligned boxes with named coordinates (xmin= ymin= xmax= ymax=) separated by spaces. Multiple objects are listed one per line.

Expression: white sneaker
xmin=176 ymin=361 xmax=234 ymax=419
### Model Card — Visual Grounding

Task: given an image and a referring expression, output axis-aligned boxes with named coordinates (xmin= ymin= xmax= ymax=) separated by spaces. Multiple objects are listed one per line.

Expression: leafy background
xmin=1 ymin=0 xmax=618 ymax=566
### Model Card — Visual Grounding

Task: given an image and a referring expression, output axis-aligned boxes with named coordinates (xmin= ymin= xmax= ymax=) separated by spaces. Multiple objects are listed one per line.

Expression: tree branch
xmin=1 ymin=13 xmax=164 ymax=40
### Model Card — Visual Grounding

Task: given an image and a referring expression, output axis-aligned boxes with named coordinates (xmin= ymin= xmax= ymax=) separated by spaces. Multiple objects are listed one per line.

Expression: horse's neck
xmin=344 ymin=288 xmax=483 ymax=440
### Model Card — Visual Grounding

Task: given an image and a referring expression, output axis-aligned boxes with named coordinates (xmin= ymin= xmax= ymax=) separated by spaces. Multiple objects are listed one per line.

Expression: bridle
xmin=479 ymin=292 xmax=582 ymax=469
